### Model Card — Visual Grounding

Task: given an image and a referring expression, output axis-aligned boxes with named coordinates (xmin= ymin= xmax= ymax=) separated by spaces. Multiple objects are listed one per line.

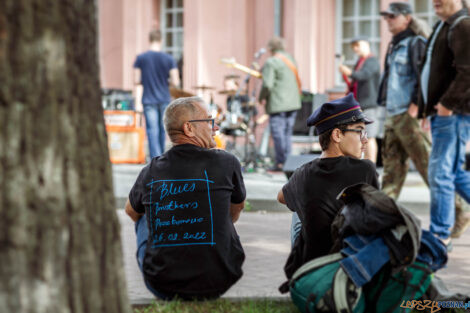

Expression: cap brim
xmin=363 ymin=116 xmax=374 ymax=124
xmin=380 ymin=10 xmax=395 ymax=16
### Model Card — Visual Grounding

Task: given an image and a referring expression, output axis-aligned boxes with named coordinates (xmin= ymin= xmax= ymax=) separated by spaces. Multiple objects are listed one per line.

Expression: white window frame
xmin=335 ymin=0 xmax=381 ymax=86
xmin=160 ymin=0 xmax=184 ymax=61
xmin=409 ymin=0 xmax=439 ymax=27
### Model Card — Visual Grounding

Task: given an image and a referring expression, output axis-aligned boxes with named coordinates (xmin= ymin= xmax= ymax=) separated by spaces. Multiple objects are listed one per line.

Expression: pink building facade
xmin=98 ymin=0 xmax=438 ymax=102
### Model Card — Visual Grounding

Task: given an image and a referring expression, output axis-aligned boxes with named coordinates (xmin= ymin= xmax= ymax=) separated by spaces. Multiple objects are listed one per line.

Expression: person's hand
xmin=421 ymin=118 xmax=430 ymax=132
xmin=407 ymin=103 xmax=418 ymax=118
xmin=434 ymin=102 xmax=453 ymax=116
xmin=339 ymin=65 xmax=352 ymax=76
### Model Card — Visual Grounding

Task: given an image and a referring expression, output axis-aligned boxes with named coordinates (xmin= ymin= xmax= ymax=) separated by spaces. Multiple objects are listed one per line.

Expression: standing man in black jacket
xmin=339 ymin=37 xmax=382 ymax=163
xmin=418 ymin=0 xmax=470 ymax=245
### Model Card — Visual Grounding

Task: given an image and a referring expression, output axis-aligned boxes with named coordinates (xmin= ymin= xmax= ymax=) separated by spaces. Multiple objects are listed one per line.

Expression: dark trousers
xmin=269 ymin=111 xmax=297 ymax=165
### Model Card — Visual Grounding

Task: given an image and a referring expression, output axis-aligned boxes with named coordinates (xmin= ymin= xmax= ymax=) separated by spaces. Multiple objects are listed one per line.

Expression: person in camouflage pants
xmin=381 ymin=112 xmax=430 ymax=199
xmin=378 ymin=3 xmax=467 ymax=240
xmin=377 ymin=3 xmax=429 ymax=199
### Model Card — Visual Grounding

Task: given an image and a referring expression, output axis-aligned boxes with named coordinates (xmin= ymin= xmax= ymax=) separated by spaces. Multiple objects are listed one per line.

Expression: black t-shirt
xmin=282 ymin=156 xmax=379 ymax=269
xmin=129 ymin=144 xmax=246 ymax=297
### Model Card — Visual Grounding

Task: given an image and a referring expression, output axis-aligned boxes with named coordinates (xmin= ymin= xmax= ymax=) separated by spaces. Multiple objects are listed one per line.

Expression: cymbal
xmin=192 ymin=85 xmax=215 ymax=91
xmin=170 ymin=87 xmax=195 ymax=99
xmin=218 ymin=90 xmax=237 ymax=95
xmin=218 ymin=90 xmax=248 ymax=96
xmin=224 ymin=74 xmax=241 ymax=80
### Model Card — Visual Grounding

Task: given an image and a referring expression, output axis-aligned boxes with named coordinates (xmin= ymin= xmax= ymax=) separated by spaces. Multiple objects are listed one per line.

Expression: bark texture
xmin=0 ymin=1 xmax=132 ymax=312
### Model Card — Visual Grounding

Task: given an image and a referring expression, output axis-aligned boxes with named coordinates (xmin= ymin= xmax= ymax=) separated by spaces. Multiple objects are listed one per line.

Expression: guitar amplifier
xmin=106 ymin=126 xmax=145 ymax=164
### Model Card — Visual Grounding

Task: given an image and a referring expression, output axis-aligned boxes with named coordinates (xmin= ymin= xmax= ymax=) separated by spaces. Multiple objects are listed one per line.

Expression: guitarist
xmin=259 ymin=37 xmax=302 ymax=172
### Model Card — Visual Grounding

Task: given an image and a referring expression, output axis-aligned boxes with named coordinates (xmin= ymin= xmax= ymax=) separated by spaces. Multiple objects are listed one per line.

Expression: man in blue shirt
xmin=134 ymin=29 xmax=180 ymax=158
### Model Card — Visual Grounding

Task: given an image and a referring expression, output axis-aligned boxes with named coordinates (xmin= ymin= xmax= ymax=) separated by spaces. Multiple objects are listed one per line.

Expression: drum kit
xmin=168 ymin=55 xmax=267 ymax=170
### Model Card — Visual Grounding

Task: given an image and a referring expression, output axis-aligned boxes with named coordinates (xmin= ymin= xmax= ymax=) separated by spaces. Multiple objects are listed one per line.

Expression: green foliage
xmin=244 ymin=200 xmax=252 ymax=212
xmin=133 ymin=298 xmax=298 ymax=313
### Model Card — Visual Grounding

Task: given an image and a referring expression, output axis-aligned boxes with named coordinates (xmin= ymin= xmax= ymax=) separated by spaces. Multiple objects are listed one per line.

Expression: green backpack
xmin=289 ymin=253 xmax=365 ymax=313
xmin=364 ymin=261 xmax=433 ymax=313
xmin=290 ymin=254 xmax=432 ymax=313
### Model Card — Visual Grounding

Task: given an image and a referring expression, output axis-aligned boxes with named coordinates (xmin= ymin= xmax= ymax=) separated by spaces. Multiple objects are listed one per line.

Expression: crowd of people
xmin=127 ymin=0 xmax=469 ymax=304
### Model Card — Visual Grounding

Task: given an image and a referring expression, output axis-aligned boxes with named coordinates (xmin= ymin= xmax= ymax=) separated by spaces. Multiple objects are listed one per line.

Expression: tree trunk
xmin=0 ymin=1 xmax=132 ymax=312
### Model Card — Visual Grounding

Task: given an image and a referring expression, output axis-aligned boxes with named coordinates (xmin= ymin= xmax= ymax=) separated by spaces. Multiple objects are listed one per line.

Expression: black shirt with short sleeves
xmin=129 ymin=144 xmax=246 ymax=298
xmin=282 ymin=156 xmax=379 ymax=276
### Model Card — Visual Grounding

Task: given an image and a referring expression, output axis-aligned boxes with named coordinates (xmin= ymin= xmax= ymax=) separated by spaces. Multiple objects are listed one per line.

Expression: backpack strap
xmin=447 ymin=15 xmax=470 ymax=49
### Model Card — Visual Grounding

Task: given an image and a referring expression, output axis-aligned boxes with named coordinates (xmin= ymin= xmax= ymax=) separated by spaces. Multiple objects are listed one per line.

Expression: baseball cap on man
xmin=349 ymin=35 xmax=370 ymax=44
xmin=306 ymin=93 xmax=373 ymax=135
xmin=380 ymin=2 xmax=413 ymax=16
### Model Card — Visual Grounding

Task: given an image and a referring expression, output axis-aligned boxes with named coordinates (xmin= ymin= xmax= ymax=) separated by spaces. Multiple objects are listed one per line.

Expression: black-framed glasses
xmin=188 ymin=118 xmax=215 ymax=129
xmin=341 ymin=129 xmax=368 ymax=141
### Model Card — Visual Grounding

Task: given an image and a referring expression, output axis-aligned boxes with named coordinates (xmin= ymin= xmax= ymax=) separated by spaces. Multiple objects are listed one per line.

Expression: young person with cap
xmin=339 ymin=36 xmax=382 ymax=163
xmin=277 ymin=93 xmax=380 ymax=281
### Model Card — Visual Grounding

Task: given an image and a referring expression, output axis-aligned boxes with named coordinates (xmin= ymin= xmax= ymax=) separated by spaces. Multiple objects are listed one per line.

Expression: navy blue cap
xmin=380 ymin=2 xmax=412 ymax=16
xmin=307 ymin=93 xmax=373 ymax=135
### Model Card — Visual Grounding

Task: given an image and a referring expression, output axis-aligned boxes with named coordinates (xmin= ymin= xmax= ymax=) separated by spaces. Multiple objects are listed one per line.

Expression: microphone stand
xmin=241 ymin=51 xmax=264 ymax=171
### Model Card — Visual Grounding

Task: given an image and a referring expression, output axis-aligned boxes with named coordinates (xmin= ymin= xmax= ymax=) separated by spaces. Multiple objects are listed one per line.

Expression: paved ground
xmin=113 ymin=164 xmax=470 ymax=304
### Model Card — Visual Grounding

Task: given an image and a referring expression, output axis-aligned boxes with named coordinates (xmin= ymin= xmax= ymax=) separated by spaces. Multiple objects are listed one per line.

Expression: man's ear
xmin=183 ymin=122 xmax=195 ymax=137
xmin=331 ymin=128 xmax=342 ymax=143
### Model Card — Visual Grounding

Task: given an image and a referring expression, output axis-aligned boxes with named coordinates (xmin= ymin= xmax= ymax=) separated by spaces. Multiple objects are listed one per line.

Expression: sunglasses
xmin=188 ymin=118 xmax=216 ymax=129
xmin=383 ymin=14 xmax=398 ymax=19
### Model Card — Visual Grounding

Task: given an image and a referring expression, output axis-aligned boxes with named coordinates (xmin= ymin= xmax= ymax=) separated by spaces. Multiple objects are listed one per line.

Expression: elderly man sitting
xmin=125 ymin=96 xmax=246 ymax=300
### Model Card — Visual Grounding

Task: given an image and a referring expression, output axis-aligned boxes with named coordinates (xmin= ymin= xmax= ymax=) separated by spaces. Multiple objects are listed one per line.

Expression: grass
xmin=133 ymin=298 xmax=298 ymax=313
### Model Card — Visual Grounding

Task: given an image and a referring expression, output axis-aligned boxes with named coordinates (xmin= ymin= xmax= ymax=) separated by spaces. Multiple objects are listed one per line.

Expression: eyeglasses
xmin=188 ymin=118 xmax=216 ymax=129
xmin=341 ymin=128 xmax=368 ymax=141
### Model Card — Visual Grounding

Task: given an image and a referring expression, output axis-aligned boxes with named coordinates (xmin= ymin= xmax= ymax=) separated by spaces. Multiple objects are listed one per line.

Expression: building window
xmin=410 ymin=0 xmax=439 ymax=26
xmin=161 ymin=0 xmax=183 ymax=62
xmin=335 ymin=0 xmax=381 ymax=85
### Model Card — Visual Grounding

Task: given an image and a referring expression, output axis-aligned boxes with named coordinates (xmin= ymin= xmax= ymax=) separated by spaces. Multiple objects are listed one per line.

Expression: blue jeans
xmin=144 ymin=103 xmax=168 ymax=158
xmin=135 ymin=215 xmax=175 ymax=300
xmin=429 ymin=115 xmax=470 ymax=239
xmin=269 ymin=111 xmax=297 ymax=165
xmin=291 ymin=212 xmax=302 ymax=248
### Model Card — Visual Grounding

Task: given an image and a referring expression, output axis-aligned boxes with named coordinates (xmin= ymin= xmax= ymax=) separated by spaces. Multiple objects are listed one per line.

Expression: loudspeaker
xmin=107 ymin=127 xmax=145 ymax=164
xmin=283 ymin=154 xmax=320 ymax=179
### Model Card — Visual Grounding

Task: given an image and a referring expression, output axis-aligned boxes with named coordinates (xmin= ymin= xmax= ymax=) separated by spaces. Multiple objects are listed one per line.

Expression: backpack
xmin=290 ymin=254 xmax=432 ymax=313
xmin=364 ymin=262 xmax=433 ymax=313
xmin=289 ymin=253 xmax=365 ymax=313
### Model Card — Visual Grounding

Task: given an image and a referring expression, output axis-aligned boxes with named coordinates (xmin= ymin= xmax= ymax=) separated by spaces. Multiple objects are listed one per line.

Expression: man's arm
xmin=258 ymin=60 xmax=275 ymax=101
xmin=230 ymin=201 xmax=244 ymax=223
xmin=410 ymin=36 xmax=427 ymax=106
xmin=349 ymin=58 xmax=380 ymax=81
xmin=125 ymin=198 xmax=143 ymax=222
xmin=277 ymin=189 xmax=286 ymax=204
xmin=169 ymin=68 xmax=180 ymax=88
xmin=439 ymin=19 xmax=470 ymax=112
xmin=134 ymin=69 xmax=141 ymax=85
